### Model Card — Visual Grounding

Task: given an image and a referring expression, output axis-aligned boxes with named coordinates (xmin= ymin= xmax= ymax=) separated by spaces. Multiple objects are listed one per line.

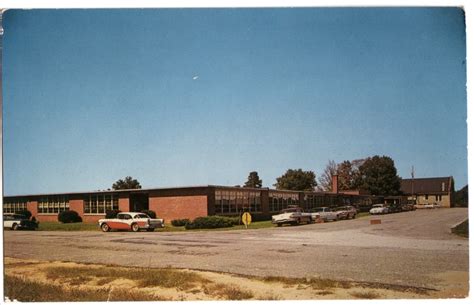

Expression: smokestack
xmin=332 ymin=174 xmax=339 ymax=194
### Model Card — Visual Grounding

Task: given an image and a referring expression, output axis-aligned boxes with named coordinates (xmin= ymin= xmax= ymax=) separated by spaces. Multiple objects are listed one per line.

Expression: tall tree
xmin=454 ymin=185 xmax=468 ymax=207
xmin=274 ymin=169 xmax=317 ymax=191
xmin=112 ymin=176 xmax=142 ymax=190
xmin=317 ymin=160 xmax=337 ymax=191
xmin=353 ymin=155 xmax=401 ymax=196
xmin=244 ymin=171 xmax=262 ymax=188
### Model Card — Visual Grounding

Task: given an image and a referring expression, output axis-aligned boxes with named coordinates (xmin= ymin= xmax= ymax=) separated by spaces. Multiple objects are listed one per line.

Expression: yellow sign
xmin=242 ymin=212 xmax=252 ymax=227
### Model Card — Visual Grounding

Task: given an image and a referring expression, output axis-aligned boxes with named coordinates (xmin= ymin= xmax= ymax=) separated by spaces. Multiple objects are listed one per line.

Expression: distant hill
xmin=454 ymin=185 xmax=468 ymax=207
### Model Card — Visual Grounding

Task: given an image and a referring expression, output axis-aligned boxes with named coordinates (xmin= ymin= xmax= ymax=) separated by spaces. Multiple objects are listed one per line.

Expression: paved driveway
xmin=3 ymin=208 xmax=468 ymax=291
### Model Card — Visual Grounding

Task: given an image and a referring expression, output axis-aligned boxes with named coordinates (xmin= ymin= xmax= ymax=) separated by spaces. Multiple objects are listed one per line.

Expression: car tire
xmin=12 ymin=223 xmax=18 ymax=231
xmin=131 ymin=223 xmax=140 ymax=232
xmin=277 ymin=223 xmax=282 ymax=227
xmin=101 ymin=223 xmax=110 ymax=232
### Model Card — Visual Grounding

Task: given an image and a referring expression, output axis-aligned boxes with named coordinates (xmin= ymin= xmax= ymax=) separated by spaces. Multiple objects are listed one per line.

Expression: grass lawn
xmin=36 ymin=220 xmax=274 ymax=232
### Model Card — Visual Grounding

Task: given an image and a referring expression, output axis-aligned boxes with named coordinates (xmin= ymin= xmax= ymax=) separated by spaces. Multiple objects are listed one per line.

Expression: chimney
xmin=332 ymin=174 xmax=339 ymax=194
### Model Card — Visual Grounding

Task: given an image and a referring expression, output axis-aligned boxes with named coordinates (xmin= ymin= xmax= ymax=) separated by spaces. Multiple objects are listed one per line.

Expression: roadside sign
xmin=242 ymin=212 xmax=252 ymax=228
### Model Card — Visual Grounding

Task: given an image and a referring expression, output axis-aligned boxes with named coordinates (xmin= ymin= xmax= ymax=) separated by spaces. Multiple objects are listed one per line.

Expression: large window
xmin=84 ymin=193 xmax=119 ymax=214
xmin=38 ymin=196 xmax=69 ymax=214
xmin=304 ymin=194 xmax=324 ymax=210
xmin=215 ymin=190 xmax=261 ymax=215
xmin=269 ymin=191 xmax=299 ymax=212
xmin=3 ymin=199 xmax=28 ymax=213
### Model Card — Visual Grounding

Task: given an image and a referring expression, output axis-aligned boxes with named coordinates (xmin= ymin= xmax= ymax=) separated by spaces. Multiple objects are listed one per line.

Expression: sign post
xmin=241 ymin=212 xmax=252 ymax=229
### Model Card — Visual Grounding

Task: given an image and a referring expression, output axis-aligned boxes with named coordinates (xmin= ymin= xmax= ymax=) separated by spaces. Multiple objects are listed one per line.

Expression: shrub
xmin=105 ymin=210 xmax=121 ymax=219
xmin=185 ymin=216 xmax=235 ymax=230
xmin=140 ymin=210 xmax=157 ymax=219
xmin=16 ymin=209 xmax=32 ymax=219
xmin=171 ymin=219 xmax=190 ymax=227
xmin=58 ymin=211 xmax=82 ymax=223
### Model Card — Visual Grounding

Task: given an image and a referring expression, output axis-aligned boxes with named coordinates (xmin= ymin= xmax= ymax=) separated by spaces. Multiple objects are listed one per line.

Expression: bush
xmin=185 ymin=216 xmax=235 ymax=230
xmin=58 ymin=211 xmax=82 ymax=223
xmin=171 ymin=219 xmax=190 ymax=227
xmin=140 ymin=210 xmax=157 ymax=219
xmin=105 ymin=210 xmax=121 ymax=219
xmin=16 ymin=209 xmax=32 ymax=219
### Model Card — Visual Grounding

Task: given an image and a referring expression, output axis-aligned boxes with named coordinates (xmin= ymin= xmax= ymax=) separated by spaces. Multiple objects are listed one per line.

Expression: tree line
xmin=110 ymin=155 xmax=403 ymax=196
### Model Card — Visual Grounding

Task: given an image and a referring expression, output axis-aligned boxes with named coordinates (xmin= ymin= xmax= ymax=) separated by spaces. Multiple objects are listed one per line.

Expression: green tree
xmin=353 ymin=155 xmax=401 ymax=196
xmin=244 ymin=171 xmax=262 ymax=188
xmin=454 ymin=185 xmax=468 ymax=207
xmin=274 ymin=169 xmax=317 ymax=191
xmin=112 ymin=176 xmax=142 ymax=190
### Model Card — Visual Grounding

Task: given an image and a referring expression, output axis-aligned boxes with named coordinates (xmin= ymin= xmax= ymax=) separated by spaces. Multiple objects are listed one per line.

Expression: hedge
xmin=171 ymin=219 xmax=190 ymax=227
xmin=16 ymin=209 xmax=32 ymax=219
xmin=58 ymin=210 xmax=82 ymax=223
xmin=185 ymin=216 xmax=235 ymax=230
xmin=140 ymin=210 xmax=157 ymax=219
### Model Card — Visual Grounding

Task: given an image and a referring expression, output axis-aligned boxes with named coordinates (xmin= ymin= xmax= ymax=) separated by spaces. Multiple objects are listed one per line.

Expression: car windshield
xmin=373 ymin=204 xmax=383 ymax=208
xmin=135 ymin=214 xmax=150 ymax=219
xmin=313 ymin=208 xmax=323 ymax=212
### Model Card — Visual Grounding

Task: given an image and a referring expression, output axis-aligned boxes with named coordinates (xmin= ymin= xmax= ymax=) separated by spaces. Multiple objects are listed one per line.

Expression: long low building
xmin=3 ymin=185 xmax=381 ymax=223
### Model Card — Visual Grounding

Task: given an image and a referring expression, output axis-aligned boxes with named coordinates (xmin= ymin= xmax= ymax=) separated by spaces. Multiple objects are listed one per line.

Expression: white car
xmin=98 ymin=212 xmax=164 ymax=232
xmin=272 ymin=206 xmax=312 ymax=226
xmin=310 ymin=207 xmax=338 ymax=222
xmin=3 ymin=213 xmax=39 ymax=230
xmin=369 ymin=204 xmax=389 ymax=215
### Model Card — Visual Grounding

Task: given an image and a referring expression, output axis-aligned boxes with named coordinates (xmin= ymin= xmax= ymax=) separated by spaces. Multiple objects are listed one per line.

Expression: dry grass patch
xmin=350 ymin=291 xmax=381 ymax=299
xmin=4 ymin=275 xmax=168 ymax=302
xmin=263 ymin=276 xmax=352 ymax=290
xmin=203 ymin=283 xmax=254 ymax=300
xmin=45 ymin=265 xmax=209 ymax=291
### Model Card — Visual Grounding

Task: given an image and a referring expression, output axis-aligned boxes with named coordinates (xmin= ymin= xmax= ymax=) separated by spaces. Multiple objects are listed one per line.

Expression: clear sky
xmin=2 ymin=8 xmax=467 ymax=195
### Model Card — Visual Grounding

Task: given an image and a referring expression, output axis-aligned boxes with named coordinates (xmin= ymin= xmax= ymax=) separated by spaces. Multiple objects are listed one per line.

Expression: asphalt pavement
xmin=3 ymin=208 xmax=469 ymax=291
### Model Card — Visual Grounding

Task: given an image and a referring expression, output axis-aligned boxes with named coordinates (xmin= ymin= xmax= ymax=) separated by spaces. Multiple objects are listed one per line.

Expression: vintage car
xmin=310 ymin=207 xmax=338 ymax=222
xmin=98 ymin=212 xmax=164 ymax=232
xmin=272 ymin=206 xmax=312 ymax=226
xmin=414 ymin=203 xmax=435 ymax=209
xmin=3 ymin=213 xmax=39 ymax=230
xmin=334 ymin=206 xmax=357 ymax=219
xmin=369 ymin=204 xmax=389 ymax=215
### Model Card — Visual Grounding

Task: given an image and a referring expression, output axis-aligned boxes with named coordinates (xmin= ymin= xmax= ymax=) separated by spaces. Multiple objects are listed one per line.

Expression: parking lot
xmin=3 ymin=208 xmax=468 ymax=293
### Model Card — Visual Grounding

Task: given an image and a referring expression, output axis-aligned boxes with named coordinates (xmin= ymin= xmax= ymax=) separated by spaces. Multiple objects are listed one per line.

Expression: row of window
xmin=84 ymin=193 xmax=119 ymax=214
xmin=269 ymin=192 xmax=299 ymax=212
xmin=3 ymin=200 xmax=28 ymax=213
xmin=215 ymin=190 xmax=261 ymax=214
xmin=38 ymin=196 xmax=70 ymax=214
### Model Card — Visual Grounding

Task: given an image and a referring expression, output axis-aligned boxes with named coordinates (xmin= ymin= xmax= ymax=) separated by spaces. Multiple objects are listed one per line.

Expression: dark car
xmin=3 ymin=213 xmax=39 ymax=230
xmin=388 ymin=204 xmax=402 ymax=214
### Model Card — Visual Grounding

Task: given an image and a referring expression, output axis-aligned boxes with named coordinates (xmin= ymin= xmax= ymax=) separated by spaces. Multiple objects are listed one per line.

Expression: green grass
xmin=356 ymin=212 xmax=370 ymax=219
xmin=37 ymin=220 xmax=274 ymax=232
xmin=452 ymin=219 xmax=468 ymax=238
xmin=4 ymin=275 xmax=168 ymax=301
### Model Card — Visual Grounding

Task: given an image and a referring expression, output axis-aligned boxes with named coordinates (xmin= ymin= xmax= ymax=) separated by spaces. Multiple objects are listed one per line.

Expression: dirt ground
xmin=3 ymin=257 xmax=467 ymax=300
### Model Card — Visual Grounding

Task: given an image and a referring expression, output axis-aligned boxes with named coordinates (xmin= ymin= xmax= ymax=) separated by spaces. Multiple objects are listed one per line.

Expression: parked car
xmin=401 ymin=204 xmax=415 ymax=212
xmin=3 ymin=213 xmax=39 ymax=230
xmin=369 ymin=204 xmax=389 ymax=215
xmin=272 ymin=206 xmax=312 ymax=226
xmin=98 ymin=212 xmax=164 ymax=232
xmin=334 ymin=206 xmax=357 ymax=219
xmin=414 ymin=203 xmax=434 ymax=209
xmin=310 ymin=207 xmax=338 ymax=222
xmin=388 ymin=204 xmax=402 ymax=214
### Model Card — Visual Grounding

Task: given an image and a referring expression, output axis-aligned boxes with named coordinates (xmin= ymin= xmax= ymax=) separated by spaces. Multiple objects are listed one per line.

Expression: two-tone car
xmin=334 ymin=206 xmax=357 ymax=219
xmin=310 ymin=207 xmax=338 ymax=222
xmin=3 ymin=213 xmax=39 ymax=230
xmin=369 ymin=204 xmax=389 ymax=215
xmin=98 ymin=212 xmax=164 ymax=232
xmin=272 ymin=206 xmax=312 ymax=226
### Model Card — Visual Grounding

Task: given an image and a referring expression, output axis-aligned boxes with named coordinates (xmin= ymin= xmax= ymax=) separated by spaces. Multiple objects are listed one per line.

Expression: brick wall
xmin=149 ymin=195 xmax=208 ymax=222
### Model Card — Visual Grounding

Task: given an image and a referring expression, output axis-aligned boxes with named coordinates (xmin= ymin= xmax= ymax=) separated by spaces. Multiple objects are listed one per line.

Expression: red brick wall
xmin=149 ymin=195 xmax=208 ymax=222
xmin=119 ymin=197 xmax=130 ymax=212
xmin=69 ymin=199 xmax=83 ymax=216
xmin=28 ymin=201 xmax=38 ymax=218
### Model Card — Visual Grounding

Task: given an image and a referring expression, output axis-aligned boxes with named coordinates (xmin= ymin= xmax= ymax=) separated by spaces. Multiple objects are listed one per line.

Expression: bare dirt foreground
xmin=4 ymin=257 xmax=458 ymax=301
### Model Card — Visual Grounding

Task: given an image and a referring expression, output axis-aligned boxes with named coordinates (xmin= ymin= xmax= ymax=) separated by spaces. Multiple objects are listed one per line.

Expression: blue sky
xmin=2 ymin=8 xmax=467 ymax=195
